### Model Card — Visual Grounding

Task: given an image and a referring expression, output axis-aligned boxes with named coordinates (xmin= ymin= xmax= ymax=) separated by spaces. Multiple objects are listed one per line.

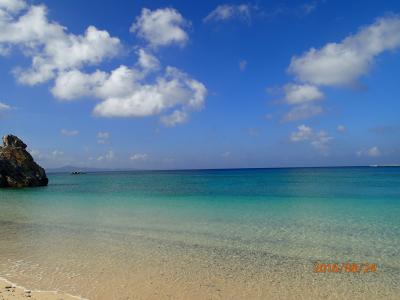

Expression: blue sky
xmin=0 ymin=0 xmax=399 ymax=169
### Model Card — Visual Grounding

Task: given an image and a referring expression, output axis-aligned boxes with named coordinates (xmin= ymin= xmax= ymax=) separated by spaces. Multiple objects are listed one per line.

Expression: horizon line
xmin=46 ymin=164 xmax=400 ymax=173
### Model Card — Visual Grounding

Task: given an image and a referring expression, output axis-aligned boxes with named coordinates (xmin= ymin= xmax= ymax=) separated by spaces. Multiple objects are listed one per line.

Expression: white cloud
xmin=60 ymin=129 xmax=79 ymax=136
xmin=276 ymin=15 xmax=400 ymax=122
xmin=283 ymin=83 xmax=324 ymax=104
xmin=130 ymin=153 xmax=148 ymax=161
xmin=130 ymin=8 xmax=188 ymax=48
xmin=204 ymin=4 xmax=253 ymax=23
xmin=97 ymin=150 xmax=115 ymax=161
xmin=288 ymin=15 xmax=400 ymax=86
xmin=357 ymin=146 xmax=381 ymax=157
xmin=239 ymin=59 xmax=247 ymax=71
xmin=51 ymin=69 xmax=108 ymax=100
xmin=337 ymin=125 xmax=346 ymax=133
xmin=290 ymin=124 xmax=333 ymax=152
xmin=160 ymin=110 xmax=188 ymax=127
xmin=97 ymin=131 xmax=110 ymax=139
xmin=0 ymin=3 xmax=121 ymax=85
xmin=137 ymin=48 xmax=160 ymax=72
xmin=290 ymin=124 xmax=313 ymax=142
xmin=280 ymin=83 xmax=323 ymax=121
xmin=0 ymin=0 xmax=26 ymax=13
xmin=92 ymin=67 xmax=206 ymax=118
xmin=0 ymin=101 xmax=11 ymax=111
xmin=51 ymin=56 xmax=206 ymax=125
xmin=0 ymin=2 xmax=207 ymax=126
xmin=283 ymin=104 xmax=323 ymax=122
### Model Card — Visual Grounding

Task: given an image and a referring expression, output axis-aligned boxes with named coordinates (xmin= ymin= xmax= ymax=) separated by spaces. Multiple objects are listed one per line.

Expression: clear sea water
xmin=0 ymin=167 xmax=399 ymax=299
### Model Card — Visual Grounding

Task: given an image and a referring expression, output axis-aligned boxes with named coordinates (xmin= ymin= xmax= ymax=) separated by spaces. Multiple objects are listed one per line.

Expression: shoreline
xmin=0 ymin=277 xmax=86 ymax=300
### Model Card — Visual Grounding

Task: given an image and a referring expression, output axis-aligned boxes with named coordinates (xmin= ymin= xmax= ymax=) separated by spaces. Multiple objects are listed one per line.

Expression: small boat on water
xmin=71 ymin=171 xmax=86 ymax=175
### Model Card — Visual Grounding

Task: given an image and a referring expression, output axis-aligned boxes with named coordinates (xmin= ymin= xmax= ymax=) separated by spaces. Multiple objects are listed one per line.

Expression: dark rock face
xmin=0 ymin=135 xmax=48 ymax=188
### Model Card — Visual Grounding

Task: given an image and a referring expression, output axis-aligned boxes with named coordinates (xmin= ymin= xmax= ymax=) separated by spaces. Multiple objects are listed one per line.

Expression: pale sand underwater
xmin=0 ymin=168 xmax=399 ymax=299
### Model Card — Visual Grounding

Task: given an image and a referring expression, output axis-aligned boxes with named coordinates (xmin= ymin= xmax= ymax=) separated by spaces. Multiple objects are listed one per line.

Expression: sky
xmin=0 ymin=0 xmax=400 ymax=169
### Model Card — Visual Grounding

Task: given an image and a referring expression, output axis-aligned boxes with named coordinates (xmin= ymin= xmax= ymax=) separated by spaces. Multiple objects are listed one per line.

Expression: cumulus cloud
xmin=130 ymin=8 xmax=189 ymax=48
xmin=283 ymin=104 xmax=323 ymax=122
xmin=357 ymin=146 xmax=381 ymax=157
xmin=279 ymin=84 xmax=324 ymax=122
xmin=204 ymin=4 xmax=253 ymax=23
xmin=274 ymin=15 xmax=400 ymax=122
xmin=137 ymin=48 xmax=160 ymax=72
xmin=290 ymin=124 xmax=333 ymax=153
xmin=0 ymin=2 xmax=207 ymax=126
xmin=0 ymin=2 xmax=121 ymax=85
xmin=282 ymin=83 xmax=324 ymax=104
xmin=130 ymin=153 xmax=148 ymax=161
xmin=52 ymin=63 xmax=207 ymax=124
xmin=0 ymin=0 xmax=26 ymax=13
xmin=160 ymin=110 xmax=188 ymax=127
xmin=288 ymin=15 xmax=400 ymax=86
xmin=92 ymin=67 xmax=206 ymax=119
xmin=46 ymin=25 xmax=205 ymax=124
xmin=60 ymin=129 xmax=79 ymax=136
xmin=266 ymin=83 xmax=324 ymax=122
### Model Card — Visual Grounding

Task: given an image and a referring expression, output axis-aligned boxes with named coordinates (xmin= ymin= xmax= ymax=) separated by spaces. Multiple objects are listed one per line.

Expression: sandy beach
xmin=0 ymin=278 xmax=81 ymax=300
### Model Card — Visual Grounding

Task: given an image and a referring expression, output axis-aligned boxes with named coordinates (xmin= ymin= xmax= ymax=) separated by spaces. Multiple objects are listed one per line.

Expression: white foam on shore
xmin=0 ymin=276 xmax=89 ymax=300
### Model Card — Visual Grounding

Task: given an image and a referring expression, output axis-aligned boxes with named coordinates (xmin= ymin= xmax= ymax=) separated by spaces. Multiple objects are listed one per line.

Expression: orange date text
xmin=314 ymin=263 xmax=377 ymax=273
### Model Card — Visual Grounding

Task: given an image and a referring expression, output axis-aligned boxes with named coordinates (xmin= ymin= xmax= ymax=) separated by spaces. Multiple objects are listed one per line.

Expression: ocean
xmin=0 ymin=167 xmax=399 ymax=299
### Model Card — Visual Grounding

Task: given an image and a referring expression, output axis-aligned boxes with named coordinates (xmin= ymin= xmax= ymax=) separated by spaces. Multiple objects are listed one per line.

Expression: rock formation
xmin=0 ymin=135 xmax=48 ymax=188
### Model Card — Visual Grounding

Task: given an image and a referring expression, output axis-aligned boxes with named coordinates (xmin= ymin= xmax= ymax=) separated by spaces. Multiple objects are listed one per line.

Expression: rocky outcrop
xmin=0 ymin=135 xmax=48 ymax=188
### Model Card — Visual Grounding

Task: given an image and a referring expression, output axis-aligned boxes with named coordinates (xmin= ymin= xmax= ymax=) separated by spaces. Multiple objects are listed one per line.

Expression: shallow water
xmin=0 ymin=167 xmax=399 ymax=299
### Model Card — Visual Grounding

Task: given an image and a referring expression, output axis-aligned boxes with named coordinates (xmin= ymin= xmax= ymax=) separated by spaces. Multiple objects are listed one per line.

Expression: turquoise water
xmin=0 ymin=167 xmax=399 ymax=299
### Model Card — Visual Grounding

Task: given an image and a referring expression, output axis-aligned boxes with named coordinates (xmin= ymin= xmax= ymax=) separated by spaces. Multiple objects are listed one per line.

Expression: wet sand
xmin=0 ymin=278 xmax=82 ymax=300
